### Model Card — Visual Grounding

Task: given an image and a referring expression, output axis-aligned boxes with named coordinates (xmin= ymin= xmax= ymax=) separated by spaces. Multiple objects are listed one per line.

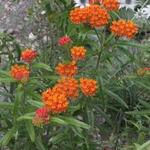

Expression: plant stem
xmin=96 ymin=49 xmax=103 ymax=69
xmin=94 ymin=28 xmax=103 ymax=69
xmin=114 ymin=110 xmax=123 ymax=149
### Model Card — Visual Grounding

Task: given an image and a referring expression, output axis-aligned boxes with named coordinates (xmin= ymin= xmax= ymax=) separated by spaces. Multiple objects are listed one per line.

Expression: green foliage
xmin=0 ymin=0 xmax=150 ymax=149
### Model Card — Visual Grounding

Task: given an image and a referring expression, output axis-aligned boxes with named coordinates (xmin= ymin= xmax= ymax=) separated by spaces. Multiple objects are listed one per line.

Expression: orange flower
xmin=69 ymin=4 xmax=109 ymax=28
xmin=21 ymin=49 xmax=38 ymax=63
xmin=42 ymin=88 xmax=69 ymax=113
xmin=110 ymin=19 xmax=138 ymax=39
xmin=56 ymin=61 xmax=77 ymax=77
xmin=53 ymin=77 xmax=78 ymax=99
xmin=71 ymin=46 xmax=86 ymax=61
xmin=88 ymin=4 xmax=110 ymax=28
xmin=10 ymin=64 xmax=29 ymax=82
xmin=69 ymin=7 xmax=89 ymax=24
xmin=80 ymin=78 xmax=97 ymax=96
xmin=102 ymin=0 xmax=120 ymax=11
xmin=32 ymin=107 xmax=50 ymax=126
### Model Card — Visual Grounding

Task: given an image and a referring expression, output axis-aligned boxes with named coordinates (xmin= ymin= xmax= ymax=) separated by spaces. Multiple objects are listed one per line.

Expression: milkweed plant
xmin=0 ymin=0 xmax=150 ymax=149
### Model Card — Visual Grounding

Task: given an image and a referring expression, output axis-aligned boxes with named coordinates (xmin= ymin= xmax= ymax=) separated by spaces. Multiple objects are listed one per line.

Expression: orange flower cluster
xmin=80 ymin=78 xmax=97 ymax=96
xmin=110 ymin=19 xmax=138 ymax=39
xmin=71 ymin=46 xmax=86 ymax=61
xmin=70 ymin=7 xmax=89 ymax=24
xmin=102 ymin=0 xmax=120 ymax=11
xmin=10 ymin=64 xmax=29 ymax=82
xmin=54 ymin=77 xmax=79 ymax=99
xmin=41 ymin=41 xmax=98 ymax=114
xmin=56 ymin=61 xmax=77 ymax=77
xmin=21 ymin=49 xmax=38 ymax=63
xmin=32 ymin=107 xmax=50 ymax=126
xmin=42 ymin=88 xmax=69 ymax=113
xmin=70 ymin=4 xmax=110 ymax=28
xmin=88 ymin=4 xmax=110 ymax=28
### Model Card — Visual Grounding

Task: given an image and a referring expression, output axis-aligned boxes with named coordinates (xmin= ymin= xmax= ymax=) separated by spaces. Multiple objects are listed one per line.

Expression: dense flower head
xmin=10 ymin=64 xmax=30 ymax=82
xmin=70 ymin=7 xmax=89 ymax=24
xmin=42 ymin=88 xmax=69 ymax=113
xmin=21 ymin=49 xmax=38 ymax=63
xmin=102 ymin=0 xmax=120 ymax=11
xmin=70 ymin=4 xmax=109 ymax=28
xmin=71 ymin=46 xmax=86 ymax=61
xmin=56 ymin=61 xmax=77 ymax=77
xmin=53 ymin=77 xmax=78 ymax=99
xmin=80 ymin=78 xmax=97 ymax=96
xmin=88 ymin=4 xmax=110 ymax=28
xmin=110 ymin=19 xmax=138 ymax=39
xmin=32 ymin=107 xmax=50 ymax=126
xmin=58 ymin=36 xmax=72 ymax=46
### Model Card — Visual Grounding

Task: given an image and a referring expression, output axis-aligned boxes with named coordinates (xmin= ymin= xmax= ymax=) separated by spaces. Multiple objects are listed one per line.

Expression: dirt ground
xmin=0 ymin=0 xmax=34 ymax=34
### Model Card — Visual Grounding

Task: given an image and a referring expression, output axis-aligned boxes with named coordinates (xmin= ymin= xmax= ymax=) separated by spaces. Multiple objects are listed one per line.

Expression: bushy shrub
xmin=0 ymin=0 xmax=150 ymax=149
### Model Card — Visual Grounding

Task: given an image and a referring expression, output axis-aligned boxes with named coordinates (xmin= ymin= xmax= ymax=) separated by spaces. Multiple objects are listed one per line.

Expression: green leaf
xmin=86 ymin=107 xmax=94 ymax=127
xmin=71 ymin=126 xmax=84 ymax=139
xmin=139 ymin=100 xmax=150 ymax=108
xmin=126 ymin=110 xmax=150 ymax=115
xmin=135 ymin=140 xmax=150 ymax=150
xmin=104 ymin=33 xmax=114 ymax=46
xmin=135 ymin=143 xmax=141 ymax=149
xmin=17 ymin=112 xmax=34 ymax=121
xmin=13 ymin=84 xmax=24 ymax=119
xmin=104 ymin=88 xmax=128 ymax=108
xmin=35 ymin=136 xmax=46 ymax=150
xmin=49 ymin=133 xmax=67 ymax=144
xmin=0 ymin=126 xmax=16 ymax=146
xmin=137 ymin=132 xmax=146 ymax=145
xmin=27 ymin=92 xmax=41 ymax=101
xmin=25 ymin=121 xmax=35 ymax=142
xmin=118 ymin=45 xmax=134 ymax=60
xmin=0 ymin=70 xmax=10 ymax=77
xmin=40 ymin=75 xmax=59 ymax=81
xmin=116 ymin=40 xmax=150 ymax=49
xmin=32 ymin=63 xmax=52 ymax=72
xmin=27 ymin=100 xmax=43 ymax=108
xmin=0 ymin=102 xmax=14 ymax=109
xmin=68 ymin=104 xmax=81 ymax=114
xmin=51 ymin=117 xmax=68 ymax=125
xmin=0 ymin=77 xmax=16 ymax=83
xmin=135 ymin=81 xmax=150 ymax=91
xmin=60 ymin=116 xmax=90 ymax=129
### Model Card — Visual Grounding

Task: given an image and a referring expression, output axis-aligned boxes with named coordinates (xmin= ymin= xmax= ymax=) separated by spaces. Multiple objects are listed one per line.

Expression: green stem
xmin=94 ymin=28 xmax=103 ymax=69
xmin=114 ymin=110 xmax=123 ymax=150
xmin=96 ymin=49 xmax=103 ymax=69
xmin=69 ymin=130 xmax=74 ymax=150
xmin=94 ymin=28 xmax=103 ymax=48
